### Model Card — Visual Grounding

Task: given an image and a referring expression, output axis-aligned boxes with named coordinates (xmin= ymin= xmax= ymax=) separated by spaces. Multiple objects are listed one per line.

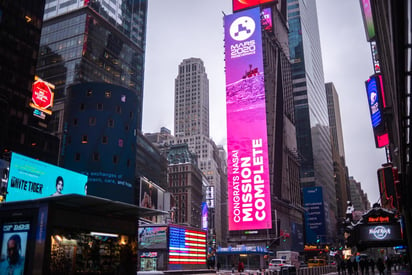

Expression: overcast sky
xmin=142 ymin=0 xmax=387 ymax=205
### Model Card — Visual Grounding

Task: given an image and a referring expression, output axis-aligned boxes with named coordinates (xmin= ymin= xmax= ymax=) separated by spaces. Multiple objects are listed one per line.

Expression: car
xmin=269 ymin=259 xmax=288 ymax=271
xmin=307 ymin=258 xmax=326 ymax=267
xmin=299 ymin=261 xmax=308 ymax=268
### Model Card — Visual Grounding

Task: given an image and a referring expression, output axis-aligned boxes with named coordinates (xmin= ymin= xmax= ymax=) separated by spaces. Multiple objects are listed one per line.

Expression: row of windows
xmin=72 ymin=117 xmax=131 ymax=130
xmin=73 ymin=152 xmax=131 ymax=166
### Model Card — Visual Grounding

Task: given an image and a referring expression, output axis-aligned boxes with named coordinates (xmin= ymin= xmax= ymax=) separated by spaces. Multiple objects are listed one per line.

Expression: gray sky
xmin=142 ymin=0 xmax=387 ymax=205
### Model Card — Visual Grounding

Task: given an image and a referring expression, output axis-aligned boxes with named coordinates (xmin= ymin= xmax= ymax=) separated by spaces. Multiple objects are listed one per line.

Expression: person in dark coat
xmin=359 ymin=258 xmax=366 ymax=275
xmin=377 ymin=258 xmax=385 ymax=275
xmin=369 ymin=258 xmax=375 ymax=274
xmin=347 ymin=259 xmax=353 ymax=275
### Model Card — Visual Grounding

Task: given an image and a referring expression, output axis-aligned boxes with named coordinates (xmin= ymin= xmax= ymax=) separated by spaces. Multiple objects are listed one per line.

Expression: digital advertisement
xmin=303 ymin=187 xmax=326 ymax=244
xmin=168 ymin=226 xmax=207 ymax=265
xmin=138 ymin=226 xmax=168 ymax=250
xmin=232 ymin=0 xmax=276 ymax=12
xmin=0 ymin=221 xmax=30 ymax=274
xmin=6 ymin=153 xmax=88 ymax=202
xmin=224 ymin=7 xmax=272 ymax=231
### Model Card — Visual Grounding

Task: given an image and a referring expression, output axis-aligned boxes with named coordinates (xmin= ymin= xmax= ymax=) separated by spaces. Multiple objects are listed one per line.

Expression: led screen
xmin=359 ymin=0 xmax=375 ymax=41
xmin=261 ymin=8 xmax=272 ymax=31
xmin=201 ymin=202 xmax=208 ymax=231
xmin=233 ymin=0 xmax=277 ymax=12
xmin=365 ymin=74 xmax=389 ymax=148
xmin=138 ymin=226 xmax=167 ymax=250
xmin=358 ymin=224 xmax=402 ymax=243
xmin=0 ymin=221 xmax=30 ymax=274
xmin=168 ymin=226 xmax=206 ymax=265
xmin=6 ymin=153 xmax=87 ymax=202
xmin=224 ymin=7 xmax=272 ymax=231
xmin=302 ymin=187 xmax=326 ymax=244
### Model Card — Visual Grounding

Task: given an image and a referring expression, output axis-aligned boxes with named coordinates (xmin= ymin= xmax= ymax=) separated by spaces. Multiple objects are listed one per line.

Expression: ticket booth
xmin=0 ymin=194 xmax=164 ymax=274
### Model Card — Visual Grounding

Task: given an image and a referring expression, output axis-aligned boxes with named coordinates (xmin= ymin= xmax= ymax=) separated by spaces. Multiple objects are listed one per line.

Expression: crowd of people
xmin=336 ymin=255 xmax=407 ymax=275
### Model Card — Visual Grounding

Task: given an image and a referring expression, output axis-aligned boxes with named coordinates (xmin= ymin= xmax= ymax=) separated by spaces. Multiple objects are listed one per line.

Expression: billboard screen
xmin=29 ymin=77 xmax=55 ymax=116
xmin=168 ymin=226 xmax=207 ymax=265
xmin=233 ymin=0 xmax=277 ymax=12
xmin=359 ymin=0 xmax=375 ymax=41
xmin=224 ymin=7 xmax=272 ymax=231
xmin=358 ymin=224 xmax=403 ymax=243
xmin=6 ymin=153 xmax=87 ymax=202
xmin=201 ymin=202 xmax=208 ymax=231
xmin=0 ymin=221 xmax=30 ymax=274
xmin=303 ymin=187 xmax=326 ymax=244
xmin=138 ymin=226 xmax=168 ymax=250
xmin=365 ymin=74 xmax=389 ymax=148
xmin=140 ymin=178 xmax=165 ymax=222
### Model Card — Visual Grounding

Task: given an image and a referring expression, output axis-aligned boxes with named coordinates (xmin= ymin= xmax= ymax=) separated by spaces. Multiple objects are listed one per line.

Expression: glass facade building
xmin=287 ymin=0 xmax=336 ymax=242
xmin=36 ymin=0 xmax=147 ymax=142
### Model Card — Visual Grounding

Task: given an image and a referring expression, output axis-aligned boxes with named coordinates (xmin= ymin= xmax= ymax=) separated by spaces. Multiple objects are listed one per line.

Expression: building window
xmin=86 ymin=89 xmax=93 ymax=96
xmin=80 ymin=103 xmax=85 ymax=111
xmin=121 ymin=95 xmax=126 ymax=102
xmin=105 ymin=91 xmax=111 ymax=98
xmin=113 ymin=155 xmax=118 ymax=164
xmin=93 ymin=152 xmax=99 ymax=161
xmin=73 ymin=118 xmax=78 ymax=126
xmin=89 ymin=117 xmax=96 ymax=126
xmin=116 ymin=105 xmax=121 ymax=113
xmin=97 ymin=103 xmax=103 ymax=110
xmin=107 ymin=119 xmax=114 ymax=128
xmin=102 ymin=136 xmax=108 ymax=144
xmin=75 ymin=153 xmax=80 ymax=161
xmin=118 ymin=139 xmax=123 ymax=147
xmin=81 ymin=135 xmax=88 ymax=144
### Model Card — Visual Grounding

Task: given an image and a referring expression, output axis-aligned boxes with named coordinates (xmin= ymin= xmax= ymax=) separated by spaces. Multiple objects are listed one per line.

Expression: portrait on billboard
xmin=0 ymin=222 xmax=30 ymax=275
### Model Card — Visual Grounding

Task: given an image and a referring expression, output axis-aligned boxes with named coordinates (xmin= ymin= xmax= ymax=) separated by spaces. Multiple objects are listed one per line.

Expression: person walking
xmin=369 ymin=258 xmax=375 ymax=274
xmin=377 ymin=258 xmax=385 ymax=275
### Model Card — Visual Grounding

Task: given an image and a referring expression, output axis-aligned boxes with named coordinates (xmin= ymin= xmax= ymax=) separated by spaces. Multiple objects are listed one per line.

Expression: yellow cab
xmin=307 ymin=258 xmax=326 ymax=267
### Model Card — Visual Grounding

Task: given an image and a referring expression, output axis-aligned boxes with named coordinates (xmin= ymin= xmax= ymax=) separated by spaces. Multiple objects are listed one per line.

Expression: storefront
xmin=0 ymin=194 xmax=164 ymax=274
xmin=216 ymin=245 xmax=271 ymax=271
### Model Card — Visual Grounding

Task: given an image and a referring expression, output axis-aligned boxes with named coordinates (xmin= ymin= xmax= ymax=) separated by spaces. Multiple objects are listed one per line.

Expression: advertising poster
xmin=303 ymin=187 xmax=326 ymax=244
xmin=224 ymin=7 xmax=272 ymax=231
xmin=138 ymin=227 xmax=167 ymax=250
xmin=0 ymin=221 xmax=30 ymax=274
xmin=233 ymin=0 xmax=276 ymax=12
xmin=201 ymin=202 xmax=208 ymax=231
xmin=6 ymin=153 xmax=88 ymax=202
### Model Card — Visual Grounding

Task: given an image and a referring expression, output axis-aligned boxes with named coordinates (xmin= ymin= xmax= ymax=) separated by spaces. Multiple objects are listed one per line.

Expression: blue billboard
xmin=302 ymin=187 xmax=326 ymax=244
xmin=6 ymin=153 xmax=88 ymax=202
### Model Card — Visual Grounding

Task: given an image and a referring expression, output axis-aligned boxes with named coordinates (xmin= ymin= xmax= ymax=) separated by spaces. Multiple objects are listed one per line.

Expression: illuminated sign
xmin=377 ymin=166 xmax=399 ymax=210
xmin=359 ymin=224 xmax=402 ymax=242
xmin=224 ymin=8 xmax=272 ymax=231
xmin=29 ymin=77 xmax=55 ymax=116
xmin=261 ymin=8 xmax=272 ymax=32
xmin=359 ymin=0 xmax=376 ymax=41
xmin=140 ymin=178 xmax=165 ymax=222
xmin=303 ymin=187 xmax=326 ymax=244
xmin=368 ymin=216 xmax=390 ymax=223
xmin=138 ymin=226 xmax=167 ymax=250
xmin=370 ymin=41 xmax=380 ymax=73
xmin=168 ymin=226 xmax=206 ymax=265
xmin=6 ymin=153 xmax=87 ymax=202
xmin=201 ymin=202 xmax=208 ymax=231
xmin=1 ymin=221 xmax=30 ymax=274
xmin=233 ymin=0 xmax=277 ymax=12
xmin=365 ymin=74 xmax=389 ymax=148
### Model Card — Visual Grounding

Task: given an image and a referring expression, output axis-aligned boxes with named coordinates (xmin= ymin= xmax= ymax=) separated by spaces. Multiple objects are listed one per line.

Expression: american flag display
xmin=168 ymin=226 xmax=207 ymax=264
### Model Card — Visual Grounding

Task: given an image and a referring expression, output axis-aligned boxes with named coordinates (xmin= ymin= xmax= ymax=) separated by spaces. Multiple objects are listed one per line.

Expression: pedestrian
xmin=232 ymin=263 xmax=235 ymax=273
xmin=217 ymin=262 xmax=221 ymax=272
xmin=377 ymin=258 xmax=385 ymax=275
xmin=347 ymin=259 xmax=353 ymax=275
xmin=360 ymin=258 xmax=366 ymax=275
xmin=238 ymin=261 xmax=244 ymax=272
xmin=386 ymin=257 xmax=392 ymax=274
xmin=369 ymin=258 xmax=375 ymax=274
xmin=353 ymin=258 xmax=359 ymax=275
xmin=340 ymin=259 xmax=347 ymax=275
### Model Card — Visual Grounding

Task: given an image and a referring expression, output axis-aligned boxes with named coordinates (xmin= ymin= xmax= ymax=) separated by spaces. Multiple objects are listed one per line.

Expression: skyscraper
xmin=0 ymin=0 xmax=59 ymax=164
xmin=287 ymin=0 xmax=336 ymax=243
xmin=173 ymin=58 xmax=227 ymax=245
xmin=36 ymin=0 xmax=147 ymax=156
xmin=326 ymin=82 xmax=349 ymax=220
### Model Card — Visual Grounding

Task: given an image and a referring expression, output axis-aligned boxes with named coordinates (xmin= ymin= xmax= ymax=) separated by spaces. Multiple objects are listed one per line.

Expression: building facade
xmin=287 ymin=0 xmax=336 ymax=243
xmin=0 ymin=0 xmax=59 ymax=164
xmin=36 ymin=0 xmax=147 ymax=163
xmin=325 ymin=82 xmax=350 ymax=220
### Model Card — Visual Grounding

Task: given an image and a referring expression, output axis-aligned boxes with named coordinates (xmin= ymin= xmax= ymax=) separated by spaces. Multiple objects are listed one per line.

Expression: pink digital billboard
xmin=224 ymin=7 xmax=272 ymax=231
xmin=233 ymin=0 xmax=277 ymax=12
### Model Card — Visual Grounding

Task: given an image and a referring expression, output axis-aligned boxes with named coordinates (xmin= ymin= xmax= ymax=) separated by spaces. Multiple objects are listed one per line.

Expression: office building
xmin=173 ymin=58 xmax=227 ymax=246
xmin=325 ymin=82 xmax=350 ymax=220
xmin=0 ymin=0 xmax=59 ymax=164
xmin=287 ymin=0 xmax=336 ymax=243
xmin=224 ymin=2 xmax=304 ymax=253
xmin=36 ymin=0 xmax=147 ymax=161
